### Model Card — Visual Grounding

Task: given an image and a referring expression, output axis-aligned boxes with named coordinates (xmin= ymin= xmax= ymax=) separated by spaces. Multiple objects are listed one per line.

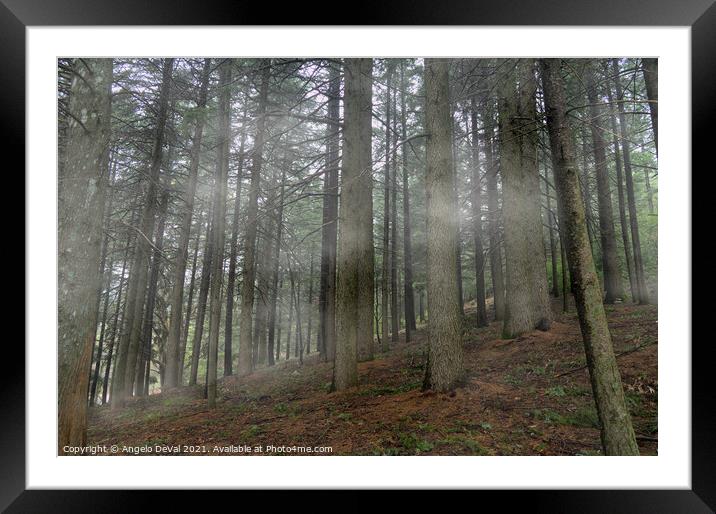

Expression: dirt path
xmin=88 ymin=302 xmax=658 ymax=456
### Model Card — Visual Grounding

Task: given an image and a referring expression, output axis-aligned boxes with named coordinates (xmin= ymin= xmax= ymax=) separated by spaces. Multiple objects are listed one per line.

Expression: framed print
xmin=6 ymin=0 xmax=715 ymax=510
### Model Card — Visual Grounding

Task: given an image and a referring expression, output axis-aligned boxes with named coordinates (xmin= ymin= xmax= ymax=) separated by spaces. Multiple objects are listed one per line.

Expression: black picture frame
xmin=6 ymin=0 xmax=714 ymax=510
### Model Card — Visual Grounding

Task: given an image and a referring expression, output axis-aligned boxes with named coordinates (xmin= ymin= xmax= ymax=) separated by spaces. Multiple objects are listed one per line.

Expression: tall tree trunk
xmin=642 ymin=58 xmax=658 ymax=155
xmin=112 ymin=58 xmax=173 ymax=408
xmin=400 ymin=61 xmax=417 ymax=337
xmin=104 ymin=186 xmax=142 ymax=402
xmin=381 ymin=63 xmax=393 ymax=353
xmin=275 ymin=278 xmax=283 ymax=362
xmin=585 ymin=62 xmax=624 ymax=303
xmin=580 ymin=125 xmax=596 ymax=251
xmin=390 ymin=76 xmax=400 ymax=343
xmin=180 ymin=213 xmax=204 ymax=384
xmin=453 ymin=158 xmax=464 ymax=317
xmin=333 ymin=58 xmax=374 ymax=390
xmin=102 ymin=226 xmax=133 ymax=405
xmin=207 ymin=59 xmax=232 ymax=408
xmin=223 ymin=103 xmax=248 ymax=377
xmin=541 ymin=58 xmax=639 ymax=456
xmin=373 ymin=277 xmax=383 ymax=350
xmin=318 ymin=62 xmax=340 ymax=363
xmin=189 ymin=219 xmax=213 ymax=386
xmin=520 ymin=59 xmax=552 ymax=327
xmin=58 ymin=58 xmax=112 ymax=451
xmin=499 ymin=59 xmax=551 ymax=338
xmin=286 ymin=269 xmax=294 ymax=361
xmin=267 ymin=167 xmax=287 ymax=367
xmin=546 ymin=169 xmax=560 ymax=298
xmin=397 ymin=270 xmax=403 ymax=330
xmin=422 ymin=58 xmax=464 ymax=392
xmin=256 ymin=163 xmax=281 ymax=367
xmin=633 ymin=67 xmax=655 ymax=216
xmin=605 ymin=73 xmax=637 ymax=302
xmin=419 ymin=288 xmax=425 ymax=323
xmin=469 ymin=97 xmax=488 ymax=327
xmin=135 ymin=190 xmax=169 ymax=395
xmin=293 ymin=271 xmax=299 ymax=359
xmin=293 ymin=266 xmax=303 ymax=362
xmin=164 ymin=59 xmax=211 ymax=390
xmin=251 ymin=232 xmax=264 ymax=369
xmin=255 ymin=219 xmax=273 ymax=367
xmin=89 ymin=159 xmax=118 ymax=405
xmin=480 ymin=97 xmax=505 ymax=321
xmin=238 ymin=59 xmax=271 ymax=375
xmin=612 ymin=59 xmax=649 ymax=304
xmin=560 ymin=225 xmax=569 ymax=313
xmin=138 ymin=96 xmax=178 ymax=396
xmin=255 ymin=158 xmax=279 ymax=368
xmin=306 ymin=249 xmax=315 ymax=354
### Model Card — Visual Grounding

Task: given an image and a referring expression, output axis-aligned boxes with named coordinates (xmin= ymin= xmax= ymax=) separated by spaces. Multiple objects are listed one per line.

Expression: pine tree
xmin=422 ymin=58 xmax=463 ymax=392
xmin=334 ymin=58 xmax=374 ymax=391
xmin=499 ymin=60 xmax=551 ymax=338
xmin=541 ymin=58 xmax=639 ymax=456
xmin=58 ymin=58 xmax=112 ymax=451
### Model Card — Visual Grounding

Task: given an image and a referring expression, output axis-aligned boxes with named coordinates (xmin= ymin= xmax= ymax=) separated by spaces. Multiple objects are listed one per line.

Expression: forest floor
xmin=88 ymin=301 xmax=658 ymax=456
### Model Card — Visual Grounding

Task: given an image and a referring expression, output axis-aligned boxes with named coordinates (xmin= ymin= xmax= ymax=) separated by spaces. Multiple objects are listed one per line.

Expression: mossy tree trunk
xmin=541 ymin=58 xmax=639 ymax=456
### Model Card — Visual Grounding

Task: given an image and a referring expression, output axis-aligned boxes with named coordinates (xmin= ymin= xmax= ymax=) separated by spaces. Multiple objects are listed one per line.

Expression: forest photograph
xmin=58 ymin=56 xmax=658 ymax=457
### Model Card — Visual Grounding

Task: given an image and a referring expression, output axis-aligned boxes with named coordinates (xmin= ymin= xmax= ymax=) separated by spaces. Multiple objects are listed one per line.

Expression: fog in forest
xmin=58 ymin=57 xmax=657 ymax=457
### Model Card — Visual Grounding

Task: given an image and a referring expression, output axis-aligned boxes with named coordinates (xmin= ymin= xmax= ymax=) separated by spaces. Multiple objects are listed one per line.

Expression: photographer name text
xmin=62 ymin=444 xmax=333 ymax=455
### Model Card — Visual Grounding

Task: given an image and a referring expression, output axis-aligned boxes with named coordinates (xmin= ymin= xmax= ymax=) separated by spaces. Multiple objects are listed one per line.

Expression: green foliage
xmin=436 ymin=435 xmax=488 ymax=455
xmin=397 ymin=432 xmax=433 ymax=453
xmin=564 ymin=406 xmax=601 ymax=429
xmin=546 ymin=385 xmax=567 ymax=397
xmin=241 ymin=424 xmax=263 ymax=439
xmin=530 ymin=408 xmax=566 ymax=425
